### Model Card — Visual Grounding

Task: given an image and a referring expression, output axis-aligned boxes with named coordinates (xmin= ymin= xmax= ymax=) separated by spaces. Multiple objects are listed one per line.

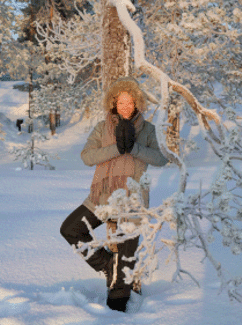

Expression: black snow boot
xmin=106 ymin=252 xmax=132 ymax=312
xmin=107 ymin=291 xmax=130 ymax=312
xmin=105 ymin=236 xmax=140 ymax=312
xmin=107 ymin=279 xmax=131 ymax=313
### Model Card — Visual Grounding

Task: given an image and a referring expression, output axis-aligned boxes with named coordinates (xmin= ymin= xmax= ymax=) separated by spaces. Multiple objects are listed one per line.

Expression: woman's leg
xmin=60 ymin=204 xmax=112 ymax=272
xmin=60 ymin=204 xmax=102 ymax=246
xmin=107 ymin=235 xmax=140 ymax=312
xmin=116 ymin=236 xmax=140 ymax=287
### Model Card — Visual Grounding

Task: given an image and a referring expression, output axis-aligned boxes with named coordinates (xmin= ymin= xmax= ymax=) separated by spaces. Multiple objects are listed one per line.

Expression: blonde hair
xmin=103 ymin=76 xmax=147 ymax=117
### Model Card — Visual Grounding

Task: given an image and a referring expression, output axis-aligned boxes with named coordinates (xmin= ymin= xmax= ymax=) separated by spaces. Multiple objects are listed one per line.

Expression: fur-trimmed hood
xmin=102 ymin=76 xmax=148 ymax=115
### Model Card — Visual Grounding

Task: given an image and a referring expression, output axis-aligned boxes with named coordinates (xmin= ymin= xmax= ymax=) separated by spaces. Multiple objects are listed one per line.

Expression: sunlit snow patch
xmin=84 ymin=303 xmax=109 ymax=315
xmin=165 ymin=294 xmax=199 ymax=305
xmin=0 ymin=287 xmax=18 ymax=301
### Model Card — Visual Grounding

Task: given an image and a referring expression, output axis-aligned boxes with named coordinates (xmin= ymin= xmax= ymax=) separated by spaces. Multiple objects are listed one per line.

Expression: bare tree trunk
xmin=55 ymin=108 xmax=61 ymax=127
xmin=49 ymin=110 xmax=56 ymax=135
xmin=28 ymin=67 xmax=33 ymax=134
xmin=167 ymin=108 xmax=180 ymax=156
xmin=101 ymin=0 xmax=132 ymax=91
xmin=28 ymin=3 xmax=34 ymax=134
xmin=101 ymin=0 xmax=132 ymax=253
xmin=48 ymin=5 xmax=56 ymax=135
xmin=166 ymin=4 xmax=180 ymax=156
xmin=30 ymin=136 xmax=34 ymax=170
xmin=49 ymin=106 xmax=56 ymax=135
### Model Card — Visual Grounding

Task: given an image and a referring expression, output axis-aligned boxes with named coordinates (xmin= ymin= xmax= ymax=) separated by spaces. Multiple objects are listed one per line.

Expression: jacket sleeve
xmin=130 ymin=125 xmax=169 ymax=167
xmin=81 ymin=121 xmax=121 ymax=167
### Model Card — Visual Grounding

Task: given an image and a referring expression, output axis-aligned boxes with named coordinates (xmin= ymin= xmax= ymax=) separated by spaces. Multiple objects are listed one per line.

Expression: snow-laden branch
xmin=156 ymin=88 xmax=188 ymax=193
xmin=34 ymin=4 xmax=101 ymax=84
xmin=108 ymin=0 xmax=227 ymax=196
xmin=108 ymin=0 xmax=222 ymax=122
xmin=74 ymin=174 xmax=167 ymax=285
xmin=73 ymin=165 xmax=242 ymax=302
xmin=106 ymin=3 xmax=242 ymax=301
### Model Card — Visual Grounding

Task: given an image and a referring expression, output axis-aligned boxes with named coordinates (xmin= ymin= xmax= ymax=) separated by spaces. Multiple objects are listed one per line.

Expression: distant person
xmin=60 ymin=76 xmax=168 ymax=312
xmin=16 ymin=119 xmax=24 ymax=132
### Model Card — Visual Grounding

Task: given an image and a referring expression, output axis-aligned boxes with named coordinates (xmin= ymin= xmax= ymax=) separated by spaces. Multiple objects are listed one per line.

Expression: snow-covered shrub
xmin=9 ymin=131 xmax=59 ymax=170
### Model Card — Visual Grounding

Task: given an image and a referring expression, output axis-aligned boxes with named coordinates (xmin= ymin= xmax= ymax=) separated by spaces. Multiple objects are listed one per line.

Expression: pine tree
xmin=0 ymin=0 xmax=18 ymax=78
xmin=6 ymin=0 xmax=60 ymax=169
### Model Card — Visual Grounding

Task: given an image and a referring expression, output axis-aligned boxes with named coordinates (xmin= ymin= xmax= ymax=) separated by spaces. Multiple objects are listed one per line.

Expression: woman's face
xmin=116 ymin=92 xmax=135 ymax=120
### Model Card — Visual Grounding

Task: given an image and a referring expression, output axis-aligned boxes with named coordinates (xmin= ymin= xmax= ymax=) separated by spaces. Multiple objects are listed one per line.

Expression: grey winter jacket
xmin=81 ymin=119 xmax=169 ymax=215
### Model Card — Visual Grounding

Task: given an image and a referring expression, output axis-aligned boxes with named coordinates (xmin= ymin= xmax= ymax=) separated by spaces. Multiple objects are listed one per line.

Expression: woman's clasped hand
xmin=115 ymin=118 xmax=136 ymax=154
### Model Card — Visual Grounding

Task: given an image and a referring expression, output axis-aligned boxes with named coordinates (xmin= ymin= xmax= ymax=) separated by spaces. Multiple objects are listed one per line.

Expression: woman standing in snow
xmin=60 ymin=76 xmax=168 ymax=312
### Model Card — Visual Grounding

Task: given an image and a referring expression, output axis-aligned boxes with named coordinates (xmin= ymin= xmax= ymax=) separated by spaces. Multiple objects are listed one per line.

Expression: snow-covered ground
xmin=0 ymin=81 xmax=241 ymax=324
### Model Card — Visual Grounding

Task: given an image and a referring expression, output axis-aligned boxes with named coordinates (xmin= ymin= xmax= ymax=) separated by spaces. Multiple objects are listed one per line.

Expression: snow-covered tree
xmin=33 ymin=1 xmax=105 ymax=129
xmin=16 ymin=0 xmax=102 ymax=132
xmin=141 ymin=0 xmax=242 ymax=153
xmin=4 ymin=1 xmax=71 ymax=166
xmin=33 ymin=0 xmax=242 ymax=143
xmin=33 ymin=0 xmax=242 ymax=301
xmin=9 ymin=84 xmax=60 ymax=170
xmin=9 ymin=129 xmax=59 ymax=169
xmin=0 ymin=0 xmax=20 ymax=78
